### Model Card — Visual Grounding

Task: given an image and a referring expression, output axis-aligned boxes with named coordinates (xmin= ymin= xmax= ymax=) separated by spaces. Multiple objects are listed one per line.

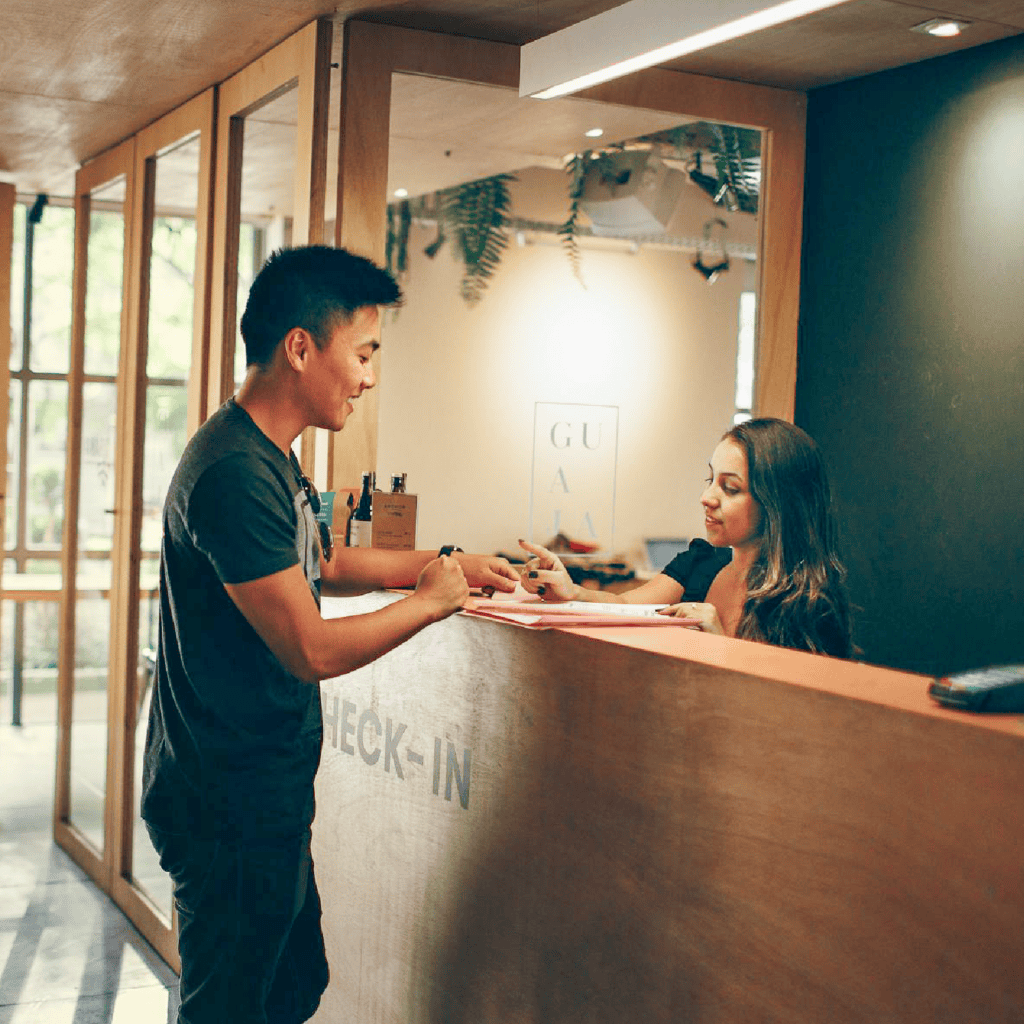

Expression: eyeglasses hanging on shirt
xmin=291 ymin=454 xmax=334 ymax=562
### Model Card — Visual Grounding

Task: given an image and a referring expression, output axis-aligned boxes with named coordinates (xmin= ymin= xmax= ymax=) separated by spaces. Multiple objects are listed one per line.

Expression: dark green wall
xmin=797 ymin=35 xmax=1024 ymax=676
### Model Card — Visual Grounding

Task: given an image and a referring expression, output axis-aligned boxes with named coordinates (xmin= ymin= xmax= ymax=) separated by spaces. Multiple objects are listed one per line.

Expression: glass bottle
xmin=351 ymin=471 xmax=374 ymax=548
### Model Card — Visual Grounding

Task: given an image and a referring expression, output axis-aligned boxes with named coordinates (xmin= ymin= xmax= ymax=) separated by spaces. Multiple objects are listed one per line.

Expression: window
xmin=3 ymin=199 xmax=76 ymax=720
xmin=734 ymin=289 xmax=756 ymax=424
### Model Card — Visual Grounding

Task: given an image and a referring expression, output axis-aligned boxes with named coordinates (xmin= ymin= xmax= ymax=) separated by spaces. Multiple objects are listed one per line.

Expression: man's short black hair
xmin=239 ymin=245 xmax=402 ymax=367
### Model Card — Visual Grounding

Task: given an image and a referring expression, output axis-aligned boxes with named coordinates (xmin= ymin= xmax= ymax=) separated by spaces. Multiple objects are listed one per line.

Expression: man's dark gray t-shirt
xmin=141 ymin=398 xmax=324 ymax=840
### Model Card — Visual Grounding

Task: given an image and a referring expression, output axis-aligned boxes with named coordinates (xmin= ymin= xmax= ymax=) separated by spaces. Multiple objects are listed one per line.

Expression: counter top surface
xmin=322 ymin=591 xmax=1024 ymax=740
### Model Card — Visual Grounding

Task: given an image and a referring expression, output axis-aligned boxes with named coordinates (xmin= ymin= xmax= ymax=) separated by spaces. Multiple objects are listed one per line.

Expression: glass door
xmin=109 ymin=89 xmax=216 ymax=971
xmin=55 ymin=139 xmax=135 ymax=890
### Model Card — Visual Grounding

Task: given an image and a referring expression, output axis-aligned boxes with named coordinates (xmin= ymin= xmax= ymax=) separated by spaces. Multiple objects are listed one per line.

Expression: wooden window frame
xmin=330 ymin=20 xmax=806 ymax=491
xmin=52 ymin=88 xmax=215 ymax=973
xmin=56 ymin=135 xmax=137 ymax=894
xmin=108 ymin=88 xmax=216 ymax=972
xmin=207 ymin=17 xmax=332 ymax=473
xmin=0 ymin=183 xmax=13 ymax=582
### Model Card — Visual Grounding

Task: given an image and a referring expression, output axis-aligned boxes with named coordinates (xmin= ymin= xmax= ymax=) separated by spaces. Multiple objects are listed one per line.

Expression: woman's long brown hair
xmin=724 ymin=418 xmax=853 ymax=657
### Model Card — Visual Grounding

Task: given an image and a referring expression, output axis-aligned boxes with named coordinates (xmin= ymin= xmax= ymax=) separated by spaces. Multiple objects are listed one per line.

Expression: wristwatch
xmin=438 ymin=545 xmax=464 ymax=557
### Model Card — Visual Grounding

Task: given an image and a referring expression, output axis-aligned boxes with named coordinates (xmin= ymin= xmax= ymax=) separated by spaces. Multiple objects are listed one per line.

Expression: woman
xmin=519 ymin=417 xmax=853 ymax=658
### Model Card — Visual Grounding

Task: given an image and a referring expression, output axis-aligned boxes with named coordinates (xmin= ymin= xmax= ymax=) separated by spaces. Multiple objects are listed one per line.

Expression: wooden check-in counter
xmin=311 ymin=592 xmax=1024 ymax=1024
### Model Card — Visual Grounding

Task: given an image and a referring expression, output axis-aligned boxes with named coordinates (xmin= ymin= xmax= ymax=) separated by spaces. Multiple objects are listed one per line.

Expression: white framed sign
xmin=530 ymin=402 xmax=619 ymax=552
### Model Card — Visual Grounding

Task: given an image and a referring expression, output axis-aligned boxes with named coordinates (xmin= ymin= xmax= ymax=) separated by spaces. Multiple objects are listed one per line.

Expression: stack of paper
xmin=462 ymin=598 xmax=699 ymax=629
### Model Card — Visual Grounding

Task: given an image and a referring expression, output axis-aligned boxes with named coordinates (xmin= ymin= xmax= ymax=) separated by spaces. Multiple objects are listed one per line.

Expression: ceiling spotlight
xmin=911 ymin=18 xmax=970 ymax=38
xmin=585 ymin=127 xmax=604 ymax=138
xmin=393 ymin=187 xmax=409 ymax=198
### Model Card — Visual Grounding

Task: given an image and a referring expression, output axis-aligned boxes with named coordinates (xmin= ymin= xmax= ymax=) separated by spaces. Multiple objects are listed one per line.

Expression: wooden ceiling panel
xmin=2 ymin=0 xmax=1023 ymax=195
xmin=334 ymin=0 xmax=627 ymax=45
xmin=950 ymin=0 xmax=1024 ymax=28
xmin=0 ymin=92 xmax=148 ymax=194
xmin=660 ymin=0 xmax=1023 ymax=90
xmin=1 ymin=0 xmax=331 ymax=103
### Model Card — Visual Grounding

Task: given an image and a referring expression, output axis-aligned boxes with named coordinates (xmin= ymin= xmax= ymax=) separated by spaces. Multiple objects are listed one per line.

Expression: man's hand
xmin=412 ymin=554 xmax=470 ymax=621
xmin=454 ymin=553 xmax=520 ymax=595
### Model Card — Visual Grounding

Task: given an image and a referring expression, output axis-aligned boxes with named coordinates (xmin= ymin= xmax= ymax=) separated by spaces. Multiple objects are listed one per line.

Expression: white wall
xmin=373 ymin=167 xmax=756 ymax=563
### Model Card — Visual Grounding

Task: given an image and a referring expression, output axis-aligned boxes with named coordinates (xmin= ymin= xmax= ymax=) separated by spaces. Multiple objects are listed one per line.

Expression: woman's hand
xmin=517 ymin=539 xmax=578 ymax=602
xmin=658 ymin=601 xmax=724 ymax=634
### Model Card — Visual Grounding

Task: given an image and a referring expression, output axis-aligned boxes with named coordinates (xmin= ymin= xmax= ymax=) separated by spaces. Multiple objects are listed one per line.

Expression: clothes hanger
xmin=693 ymin=216 xmax=730 ymax=284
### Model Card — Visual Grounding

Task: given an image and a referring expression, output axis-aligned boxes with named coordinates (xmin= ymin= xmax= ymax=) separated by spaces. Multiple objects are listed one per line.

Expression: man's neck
xmin=235 ymin=369 xmax=302 ymax=455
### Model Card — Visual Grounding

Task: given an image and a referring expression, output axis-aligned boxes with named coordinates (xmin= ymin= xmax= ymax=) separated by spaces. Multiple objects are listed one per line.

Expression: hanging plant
xmin=709 ymin=123 xmax=760 ymax=215
xmin=635 ymin=121 xmax=761 ymax=215
xmin=383 ymin=120 xmax=761 ymax=304
xmin=560 ymin=151 xmax=591 ymax=286
xmin=437 ymin=173 xmax=516 ymax=306
xmin=559 ymin=148 xmax=623 ymax=286
xmin=387 ymin=173 xmax=515 ymax=306
xmin=385 ymin=199 xmax=413 ymax=279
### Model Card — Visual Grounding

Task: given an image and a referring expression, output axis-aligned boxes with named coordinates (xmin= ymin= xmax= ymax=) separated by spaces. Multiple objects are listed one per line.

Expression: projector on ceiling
xmin=579 ymin=150 xmax=685 ymax=237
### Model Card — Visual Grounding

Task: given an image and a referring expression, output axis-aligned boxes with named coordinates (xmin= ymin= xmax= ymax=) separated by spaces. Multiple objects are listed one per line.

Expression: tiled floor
xmin=0 ymin=719 xmax=180 ymax=1023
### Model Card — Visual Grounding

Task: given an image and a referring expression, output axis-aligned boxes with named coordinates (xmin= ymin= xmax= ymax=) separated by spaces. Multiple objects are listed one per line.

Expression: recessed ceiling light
xmin=393 ymin=187 xmax=409 ymax=198
xmin=911 ymin=18 xmax=970 ymax=38
xmin=585 ymin=127 xmax=604 ymax=138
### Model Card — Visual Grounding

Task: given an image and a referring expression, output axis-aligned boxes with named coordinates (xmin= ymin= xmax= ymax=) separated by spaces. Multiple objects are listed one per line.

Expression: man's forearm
xmin=321 ymin=547 xmax=433 ymax=595
xmin=305 ymin=592 xmax=450 ymax=680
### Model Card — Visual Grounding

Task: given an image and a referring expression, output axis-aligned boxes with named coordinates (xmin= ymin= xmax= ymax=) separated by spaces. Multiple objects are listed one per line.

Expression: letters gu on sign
xmin=530 ymin=402 xmax=619 ymax=551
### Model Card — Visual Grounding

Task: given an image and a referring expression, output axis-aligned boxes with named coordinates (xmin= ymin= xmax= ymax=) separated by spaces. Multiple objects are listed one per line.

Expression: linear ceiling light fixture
xmin=520 ymin=0 xmax=856 ymax=99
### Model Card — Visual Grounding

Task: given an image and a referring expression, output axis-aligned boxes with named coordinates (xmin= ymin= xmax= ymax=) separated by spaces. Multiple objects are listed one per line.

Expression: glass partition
xmin=4 ymin=382 xmax=18 ymax=554
xmin=67 ymin=175 xmax=128 ymax=854
xmin=128 ymin=132 xmax=202 ymax=920
xmin=4 ymin=202 xmax=75 ymax=729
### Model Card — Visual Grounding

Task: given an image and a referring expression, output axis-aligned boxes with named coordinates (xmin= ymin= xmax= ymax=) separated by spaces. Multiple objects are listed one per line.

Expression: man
xmin=141 ymin=245 xmax=518 ymax=1024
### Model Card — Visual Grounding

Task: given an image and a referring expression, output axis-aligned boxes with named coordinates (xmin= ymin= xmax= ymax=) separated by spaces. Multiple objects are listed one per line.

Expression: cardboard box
xmin=371 ymin=492 xmax=417 ymax=550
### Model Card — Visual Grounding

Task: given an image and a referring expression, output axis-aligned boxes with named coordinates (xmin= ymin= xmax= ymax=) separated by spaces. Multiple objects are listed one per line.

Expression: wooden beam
xmin=189 ymin=91 xmax=217 ymax=434
xmin=106 ymin=139 xmax=153 ymax=917
xmin=292 ymin=18 xmax=333 ymax=477
xmin=755 ymin=112 xmax=805 ymax=421
xmin=293 ymin=17 xmax=332 ymax=246
xmin=55 ymin=187 xmax=91 ymax=838
xmin=208 ymin=113 xmax=244 ymax=413
xmin=104 ymin=139 xmax=139 ymax=906
xmin=0 ymin=184 xmax=13 ymax=600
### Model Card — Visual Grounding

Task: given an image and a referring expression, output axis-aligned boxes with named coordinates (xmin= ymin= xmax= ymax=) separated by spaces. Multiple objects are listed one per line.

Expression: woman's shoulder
xmin=661 ymin=539 xmax=732 ymax=600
